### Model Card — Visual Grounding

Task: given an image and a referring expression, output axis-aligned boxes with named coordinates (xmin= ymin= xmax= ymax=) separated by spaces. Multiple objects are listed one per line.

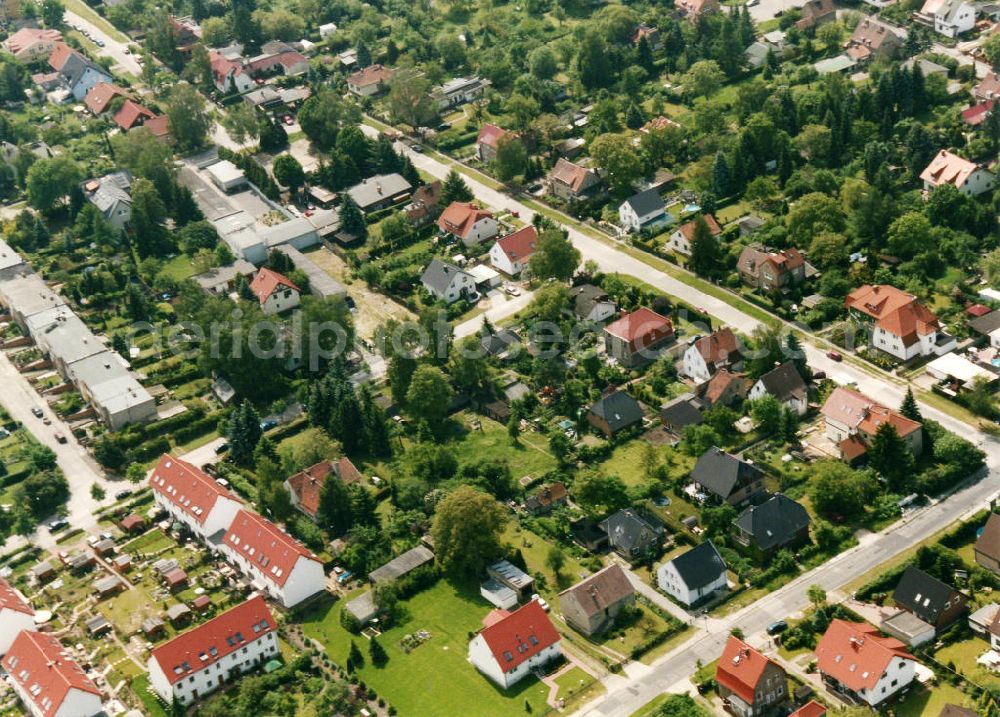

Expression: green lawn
xmin=895 ymin=681 xmax=972 ymax=717
xmin=301 ymin=580 xmax=551 ymax=717
xmin=448 ymin=413 xmax=558 ymax=480
xmin=934 ymin=636 xmax=1000 ymax=691
xmin=502 ymin=522 xmax=589 ymax=598
xmin=158 ymin=254 xmax=197 ymax=282
xmin=130 ymin=675 xmax=170 ymax=717
xmin=121 ymin=528 xmax=174 ymax=555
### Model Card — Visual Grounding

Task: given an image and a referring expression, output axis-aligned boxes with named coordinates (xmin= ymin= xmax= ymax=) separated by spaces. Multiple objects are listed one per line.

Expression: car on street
xmin=215 ymin=442 xmax=230 ymax=454
xmin=54 ymin=432 xmax=66 ymax=444
xmin=411 ymin=144 xmax=423 ymax=153
xmin=766 ymin=620 xmax=788 ymax=635
xmin=48 ymin=518 xmax=68 ymax=531
xmin=42 ymin=417 xmax=51 ymax=425
xmin=31 ymin=406 xmax=43 ymax=418
xmin=826 ymin=350 xmax=842 ymax=362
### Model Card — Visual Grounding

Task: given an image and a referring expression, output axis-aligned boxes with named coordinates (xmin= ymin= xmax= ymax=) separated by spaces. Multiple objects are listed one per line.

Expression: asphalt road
xmin=64 ymin=10 xmax=142 ymax=77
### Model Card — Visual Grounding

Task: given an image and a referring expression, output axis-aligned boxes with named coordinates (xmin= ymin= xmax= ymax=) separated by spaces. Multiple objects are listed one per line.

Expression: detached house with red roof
xmin=208 ymin=50 xmax=254 ymax=94
xmin=112 ymin=100 xmax=156 ymax=131
xmin=821 ymin=387 xmax=923 ymax=463
xmin=468 ymin=600 xmax=561 ymax=689
xmin=437 ymin=201 xmax=499 ymax=247
xmin=83 ymin=82 xmax=131 ymax=116
xmin=284 ymin=458 xmax=363 ymax=521
xmin=476 ymin=124 xmax=508 ymax=163
xmin=219 ymin=510 xmax=326 ymax=608
xmin=2 ymin=631 xmax=102 ymax=717
xmin=489 ymin=225 xmax=537 ymax=276
xmin=347 ymin=64 xmax=394 ymax=97
xmin=147 ymin=596 xmax=279 ymax=706
xmin=667 ymin=214 xmax=721 ymax=256
xmin=546 ymin=158 xmax=602 ymax=202
xmin=249 ymin=267 xmax=300 ymax=315
xmin=604 ymin=307 xmax=675 ymax=368
xmin=2 ymin=28 xmax=62 ymax=63
xmin=0 ymin=576 xmax=34 ymax=655
xmin=682 ymin=327 xmax=744 ymax=383
xmin=149 ymin=454 xmax=243 ymax=541
xmin=846 ymin=284 xmax=954 ymax=361
xmin=920 ymin=149 xmax=993 ymax=196
xmin=716 ymin=636 xmax=788 ymax=717
xmin=815 ymin=619 xmax=917 ymax=708
xmin=737 ymin=245 xmax=808 ymax=292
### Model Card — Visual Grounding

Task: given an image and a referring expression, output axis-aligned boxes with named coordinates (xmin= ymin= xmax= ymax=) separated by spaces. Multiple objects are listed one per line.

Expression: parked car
xmin=31 ymin=406 xmax=43 ymax=418
xmin=115 ymin=489 xmax=132 ymax=500
xmin=283 ymin=115 xmax=294 ymax=125
xmin=826 ymin=350 xmax=842 ymax=362
xmin=48 ymin=518 xmax=68 ymax=531
xmin=215 ymin=442 xmax=230 ymax=454
xmin=54 ymin=432 xmax=66 ymax=444
xmin=766 ymin=620 xmax=788 ymax=635
xmin=531 ymin=593 xmax=550 ymax=612
xmin=259 ymin=418 xmax=279 ymax=431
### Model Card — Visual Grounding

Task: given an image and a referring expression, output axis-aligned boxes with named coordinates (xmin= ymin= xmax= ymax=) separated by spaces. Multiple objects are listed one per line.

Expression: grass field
xmin=448 ymin=413 xmax=558 ymax=480
xmin=895 ymin=682 xmax=971 ymax=717
xmin=130 ymin=675 xmax=170 ymax=717
xmin=302 ymin=580 xmax=552 ymax=717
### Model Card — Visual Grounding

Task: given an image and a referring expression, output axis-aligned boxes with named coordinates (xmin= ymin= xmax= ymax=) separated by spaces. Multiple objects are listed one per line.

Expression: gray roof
xmin=893 ymin=566 xmax=965 ymax=624
xmin=261 ymin=217 xmax=319 ymax=248
xmin=755 ymin=362 xmax=807 ymax=403
xmin=0 ymin=272 xmax=66 ymax=319
xmin=192 ymin=259 xmax=257 ymax=291
xmin=668 ymin=540 xmax=727 ymax=591
xmin=599 ymin=508 xmax=665 ymax=554
xmin=882 ymin=609 xmax=934 ymax=640
xmin=243 ymin=86 xmax=282 ymax=106
xmin=487 ymin=559 xmax=534 ymax=589
xmin=660 ymin=393 xmax=704 ymax=431
xmin=85 ymin=614 xmax=110 ymax=632
xmin=67 ymin=350 xmax=154 ymax=416
xmin=369 ymin=545 xmax=434 ymax=583
xmin=691 ymin=447 xmax=764 ymax=500
xmin=346 ymin=173 xmax=412 ymax=211
xmin=0 ymin=239 xmax=24 ymax=274
xmin=734 ymin=494 xmax=810 ymax=551
xmin=970 ymin=311 xmax=1000 ymax=336
xmin=30 ymin=308 xmax=107 ymax=367
xmin=345 ymin=591 xmax=378 ymax=623
xmin=589 ymin=390 xmax=644 ymax=433
xmin=93 ymin=575 xmax=122 ymax=592
xmin=84 ymin=170 xmax=133 ymax=216
xmin=140 ymin=616 xmax=164 ymax=632
xmin=421 ymin=258 xmax=472 ymax=295
xmin=573 ymin=284 xmax=614 ymax=319
xmin=436 ymin=76 xmax=487 ymax=96
xmin=902 ymin=58 xmax=949 ymax=76
xmin=814 ymin=54 xmax=856 ymax=74
xmin=622 ymin=188 xmax=665 ymax=216
xmin=558 ymin=564 xmax=634 ymax=619
xmin=166 ymin=603 xmax=191 ymax=620
xmin=481 ymin=328 xmax=521 ymax=357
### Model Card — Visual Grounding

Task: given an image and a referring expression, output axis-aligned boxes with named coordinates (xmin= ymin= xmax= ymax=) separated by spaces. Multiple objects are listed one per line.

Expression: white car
xmin=531 ymin=594 xmax=550 ymax=612
xmin=504 ymin=285 xmax=521 ymax=296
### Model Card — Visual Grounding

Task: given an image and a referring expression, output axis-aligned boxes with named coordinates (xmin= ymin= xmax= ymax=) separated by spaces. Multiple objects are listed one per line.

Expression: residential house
xmin=657 ymin=540 xmax=728 ymax=607
xmin=546 ymin=158 xmax=602 ymax=202
xmin=893 ymin=566 xmax=969 ymax=629
xmin=148 ymin=454 xmax=243 ymax=541
xmin=599 ymin=508 xmax=665 ymax=561
xmin=486 ymin=559 xmax=535 ymax=600
xmin=193 ymin=259 xmax=256 ymax=295
xmin=691 ymin=446 xmax=766 ymax=507
xmin=618 ymin=189 xmax=671 ymax=234
xmin=821 ymin=387 xmax=924 ymax=462
xmin=489 ymin=225 xmax=537 ymax=277
xmin=659 ymin=393 xmax=705 ymax=437
xmin=4 ymin=28 xmax=62 ymax=62
xmin=667 ymin=213 xmax=722 ymax=256
xmin=2 ymin=631 xmax=102 ymax=717
xmin=480 ymin=328 xmax=522 ymax=360
xmin=559 ymin=564 xmax=636 ymax=637
xmin=919 ymin=0 xmax=976 ymax=37
xmin=846 ymin=18 xmax=903 ymax=62
xmin=970 ymin=310 xmax=1000 ymax=348
xmin=815 ymin=619 xmax=916 ymax=708
xmin=975 ymin=512 xmax=1000 ymax=575
xmin=81 ymin=170 xmax=133 ymax=233
xmin=676 ymin=0 xmax=720 ymax=17
xmin=603 ymin=307 xmax=675 ymax=368
xmin=476 ymin=124 xmax=508 ymax=163
xmin=733 ymin=494 xmax=811 ymax=557
xmin=147 ymin=597 xmax=279 ymax=706
xmin=748 ymin=362 xmax=809 ymax=416
xmin=433 ymin=76 xmax=489 ymax=109
xmin=436 ymin=202 xmax=499 ymax=248
xmin=421 ymin=258 xmax=476 ymax=304
xmin=468 ymin=601 xmax=561 ymax=689
xmin=49 ymin=42 xmax=113 ymax=100
xmin=789 ymin=699 xmax=828 ymax=717
xmin=369 ymin=546 xmax=435 ymax=584
xmin=345 ymin=173 xmax=413 ymax=214
xmin=572 ymin=284 xmax=617 ymax=323
xmin=347 ymin=64 xmax=394 ymax=96
xmin=0 ymin=576 xmax=34 ymax=654
xmin=112 ymin=100 xmax=156 ymax=131
xmin=284 ymin=458 xmax=363 ymax=521
xmin=920 ymin=150 xmax=994 ymax=196
xmin=141 ymin=118 xmax=172 ymax=147
xmin=631 ymin=24 xmax=662 ymax=50
xmin=974 ymin=72 xmax=1000 ymax=101
xmin=796 ymin=0 xmax=837 ymax=30
xmin=682 ymin=328 xmax=743 ymax=383
xmin=962 ymin=100 xmax=994 ymax=127
xmin=699 ymin=368 xmax=750 ymax=408
xmin=219 ymin=510 xmax=326 ymax=608
xmin=208 ymin=50 xmax=255 ymax=94
xmin=737 ymin=245 xmax=807 ymax=292
xmin=716 ymin=636 xmax=789 ymax=717
xmin=524 ymin=482 xmax=568 ymax=514
xmin=83 ymin=82 xmax=131 ymax=115
xmin=249 ymin=267 xmax=300 ymax=315
xmin=845 ymin=284 xmax=955 ymax=361
xmin=169 ymin=15 xmax=202 ymax=55
xmin=405 ymin=181 xmax=442 ymax=226
xmin=587 ymin=389 xmax=645 ymax=437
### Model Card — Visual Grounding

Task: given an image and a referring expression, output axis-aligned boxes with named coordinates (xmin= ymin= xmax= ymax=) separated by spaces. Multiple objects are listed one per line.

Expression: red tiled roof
xmin=223 ymin=509 xmax=318 ymax=587
xmin=149 ymin=454 xmax=239 ymax=525
xmin=605 ymin=307 xmax=673 ymax=343
xmin=549 ymin=158 xmax=596 ymax=194
xmin=47 ymin=41 xmax=78 ymax=71
xmin=2 ymin=631 xmax=100 ymax=715
xmin=496 ymin=226 xmax=538 ymax=263
xmin=845 ymin=284 xmax=941 ymax=346
xmin=249 ymin=267 xmax=300 ymax=305
xmin=694 ymin=327 xmax=741 ymax=365
xmin=477 ymin=600 xmax=560 ymax=673
xmin=967 ymin=303 xmax=993 ymax=317
xmin=84 ymin=82 xmax=131 ymax=115
xmin=0 ymin=576 xmax=32 ymax=616
xmin=815 ymin=619 xmax=914 ymax=692
xmin=920 ymin=150 xmax=983 ymax=189
xmin=348 ymin=63 xmax=394 ymax=88
xmin=149 ymin=596 xmax=275 ymax=685
xmin=702 ymin=368 xmax=747 ymax=405
xmin=113 ymin=100 xmax=156 ymax=131
xmin=437 ymin=201 xmax=493 ymax=239
xmin=716 ymin=636 xmax=782 ymax=705
xmin=163 ymin=567 xmax=188 ymax=586
xmin=141 ymin=115 xmax=171 ymax=140
xmin=839 ymin=435 xmax=868 ymax=462
xmin=477 ymin=123 xmax=507 ymax=149
xmin=285 ymin=458 xmax=363 ymax=518
xmin=789 ymin=700 xmax=827 ymax=717
xmin=822 ymin=387 xmax=922 ymax=439
xmin=962 ymin=100 xmax=993 ymax=126
xmin=120 ymin=513 xmax=145 ymax=530
xmin=3 ymin=27 xmax=61 ymax=55
xmin=678 ymin=214 xmax=722 ymax=242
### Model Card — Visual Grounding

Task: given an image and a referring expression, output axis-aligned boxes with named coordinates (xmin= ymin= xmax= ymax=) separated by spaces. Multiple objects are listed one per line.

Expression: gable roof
xmin=141 ymin=114 xmax=172 ymax=141
xmin=250 ymin=267 xmax=300 ymax=305
xmin=600 ymin=508 xmax=665 ymax=553
xmin=113 ymin=100 xmax=156 ymax=131
xmin=605 ymin=307 xmax=673 ymax=343
xmin=691 ymin=446 xmax=763 ymax=499
xmin=660 ymin=393 xmax=704 ymax=430
xmin=573 ymin=284 xmax=613 ymax=319
xmin=437 ymin=201 xmax=493 ymax=239
xmin=789 ymin=701 xmax=827 ymax=717
xmin=976 ymin=512 xmax=1000 ymax=563
xmin=369 ymin=545 xmax=435 ymax=583
xmin=734 ymin=494 xmax=810 ymax=551
xmin=821 ymin=386 xmax=922 ymax=438
xmin=692 ymin=328 xmax=741 ymax=366
xmin=549 ymin=158 xmax=597 ymax=193
xmin=476 ymin=599 xmax=560 ymax=672
xmin=224 ymin=510 xmax=319 ymax=587
xmin=2 ymin=631 xmax=100 ymax=714
xmin=3 ymin=27 xmax=62 ymax=55
xmin=285 ymin=458 xmax=363 ymax=518
xmin=815 ymin=619 xmax=914 ymax=691
xmin=149 ymin=596 xmax=274 ymax=685
xmin=920 ymin=150 xmax=984 ymax=189
xmin=558 ymin=564 xmax=634 ymax=619
xmin=495 ymin=225 xmax=538 ymax=263
xmin=348 ymin=63 xmax=394 ymax=88
xmin=976 ymin=72 xmax=1000 ymax=99
xmin=622 ymin=188 xmax=665 ymax=216
xmin=47 ymin=41 xmax=75 ymax=71
xmin=701 ymin=368 xmax=749 ymax=406
xmin=0 ymin=576 xmax=32 ymax=616
xmin=477 ymin=123 xmax=507 ymax=149
xmin=525 ymin=482 xmax=568 ymax=511
xmin=84 ymin=82 xmax=131 ymax=114
xmin=668 ymin=540 xmax=727 ymax=590
xmin=849 ymin=18 xmax=902 ymax=54
xmin=893 ymin=566 xmax=965 ymax=623
xmin=737 ymin=245 xmax=805 ymax=278
xmin=755 ymin=362 xmax=807 ymax=403
xmin=716 ymin=636 xmax=784 ymax=705
xmin=149 ymin=454 xmax=239 ymax=525
xmin=589 ymin=390 xmax=644 ymax=432
xmin=962 ymin=100 xmax=993 ymax=127
xmin=970 ymin=311 xmax=1000 ymax=336
xmin=938 ymin=706 xmax=979 ymax=717
xmin=677 ymin=214 xmax=721 ymax=242
xmin=421 ymin=258 xmax=473 ymax=294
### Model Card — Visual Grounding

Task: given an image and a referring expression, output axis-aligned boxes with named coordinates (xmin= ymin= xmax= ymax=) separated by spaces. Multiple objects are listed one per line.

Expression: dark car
xmin=31 ymin=406 xmax=43 ymax=418
xmin=215 ymin=442 xmax=230 ymax=454
xmin=115 ymin=489 xmax=133 ymax=501
xmin=826 ymin=350 xmax=842 ymax=362
xmin=259 ymin=419 xmax=279 ymax=431
xmin=48 ymin=518 xmax=69 ymax=531
xmin=766 ymin=620 xmax=788 ymax=636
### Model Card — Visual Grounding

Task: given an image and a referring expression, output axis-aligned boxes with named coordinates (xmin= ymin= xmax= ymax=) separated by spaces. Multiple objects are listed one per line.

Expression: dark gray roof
xmin=734 ymin=494 xmax=810 ymax=551
xmin=622 ymin=188 xmax=665 ymax=216
xmin=660 ymin=393 xmax=704 ymax=431
xmin=970 ymin=311 xmax=1000 ymax=336
xmin=346 ymin=173 xmax=412 ymax=211
xmin=756 ymin=362 xmax=807 ymax=403
xmin=893 ymin=566 xmax=965 ymax=624
xmin=480 ymin=329 xmax=521 ymax=357
xmin=599 ymin=508 xmax=664 ymax=554
xmin=421 ymin=258 xmax=472 ymax=295
xmin=573 ymin=284 xmax=614 ymax=319
xmin=369 ymin=545 xmax=434 ymax=583
xmin=589 ymin=390 xmax=644 ymax=433
xmin=558 ymin=564 xmax=635 ymax=618
xmin=691 ymin=447 xmax=764 ymax=500
xmin=669 ymin=540 xmax=727 ymax=591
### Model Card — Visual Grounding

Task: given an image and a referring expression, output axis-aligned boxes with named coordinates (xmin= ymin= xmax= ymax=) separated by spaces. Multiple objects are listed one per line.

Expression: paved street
xmin=64 ymin=10 xmax=141 ymax=77
xmin=453 ymin=290 xmax=534 ymax=339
